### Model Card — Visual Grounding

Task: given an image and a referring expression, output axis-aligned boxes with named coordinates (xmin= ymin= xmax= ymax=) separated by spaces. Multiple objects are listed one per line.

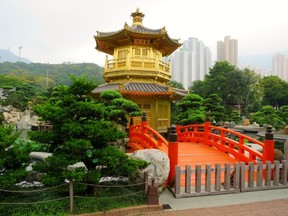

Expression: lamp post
xmin=46 ymin=69 xmax=49 ymax=87
xmin=18 ymin=46 xmax=23 ymax=62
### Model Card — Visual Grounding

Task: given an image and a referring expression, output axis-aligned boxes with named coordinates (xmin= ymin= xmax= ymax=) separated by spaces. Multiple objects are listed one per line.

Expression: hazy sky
xmin=1 ymin=0 xmax=287 ymax=66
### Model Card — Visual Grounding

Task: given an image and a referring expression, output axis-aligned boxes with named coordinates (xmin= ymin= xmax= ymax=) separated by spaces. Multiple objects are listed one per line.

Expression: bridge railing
xmin=128 ymin=115 xmax=275 ymax=187
xmin=171 ymin=160 xmax=288 ymax=198
xmin=176 ymin=124 xmax=205 ymax=143
xmin=208 ymin=125 xmax=264 ymax=163
xmin=128 ymin=113 xmax=168 ymax=152
xmin=176 ymin=122 xmax=274 ymax=164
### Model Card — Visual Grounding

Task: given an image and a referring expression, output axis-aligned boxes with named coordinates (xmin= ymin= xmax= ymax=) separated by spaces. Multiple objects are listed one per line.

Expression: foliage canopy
xmin=190 ymin=61 xmax=263 ymax=115
xmin=173 ymin=93 xmax=206 ymax=125
xmin=29 ymin=76 xmax=145 ymax=186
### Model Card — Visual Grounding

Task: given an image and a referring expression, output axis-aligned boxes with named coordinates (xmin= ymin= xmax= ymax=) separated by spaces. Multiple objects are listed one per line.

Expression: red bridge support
xmin=263 ymin=126 xmax=274 ymax=163
xmin=168 ymin=125 xmax=178 ymax=185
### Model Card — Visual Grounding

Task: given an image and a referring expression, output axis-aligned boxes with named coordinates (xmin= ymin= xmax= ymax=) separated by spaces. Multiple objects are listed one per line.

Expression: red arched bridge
xmin=127 ymin=114 xmax=281 ymax=197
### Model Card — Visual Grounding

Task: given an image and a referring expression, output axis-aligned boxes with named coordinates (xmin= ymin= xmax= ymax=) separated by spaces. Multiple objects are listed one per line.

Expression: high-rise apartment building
xmin=171 ymin=37 xmax=212 ymax=89
xmin=272 ymin=53 xmax=287 ymax=81
xmin=217 ymin=36 xmax=238 ymax=66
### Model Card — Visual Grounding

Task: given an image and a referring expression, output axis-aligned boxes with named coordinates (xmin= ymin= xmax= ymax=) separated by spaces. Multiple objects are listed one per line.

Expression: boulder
xmin=130 ymin=149 xmax=170 ymax=190
xmin=15 ymin=180 xmax=44 ymax=188
xmin=246 ymin=143 xmax=263 ymax=152
xmin=284 ymin=126 xmax=288 ymax=135
xmin=2 ymin=105 xmax=21 ymax=125
xmin=29 ymin=151 xmax=88 ymax=171
xmin=228 ymin=121 xmax=236 ymax=128
xmin=67 ymin=162 xmax=87 ymax=171
xmin=252 ymin=122 xmax=260 ymax=127
xmin=274 ymin=149 xmax=284 ymax=162
xmin=242 ymin=119 xmax=250 ymax=126
xmin=17 ymin=110 xmax=39 ymax=130
xmin=29 ymin=152 xmax=52 ymax=162
xmin=0 ymin=106 xmax=39 ymax=129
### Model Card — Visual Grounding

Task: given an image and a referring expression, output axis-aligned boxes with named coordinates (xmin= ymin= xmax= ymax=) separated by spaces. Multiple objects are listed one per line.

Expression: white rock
xmin=67 ymin=162 xmax=87 ymax=171
xmin=246 ymin=143 xmax=263 ymax=152
xmin=99 ymin=176 xmax=128 ymax=183
xmin=130 ymin=149 xmax=170 ymax=189
xmin=30 ymin=152 xmax=88 ymax=171
xmin=29 ymin=152 xmax=52 ymax=161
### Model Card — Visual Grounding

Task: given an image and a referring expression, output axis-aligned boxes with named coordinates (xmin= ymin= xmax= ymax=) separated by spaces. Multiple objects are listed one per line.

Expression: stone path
xmin=141 ymin=198 xmax=288 ymax=216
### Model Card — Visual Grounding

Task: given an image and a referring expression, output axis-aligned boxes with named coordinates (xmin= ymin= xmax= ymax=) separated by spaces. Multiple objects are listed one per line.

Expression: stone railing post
xmin=263 ymin=125 xmax=274 ymax=163
xmin=168 ymin=125 xmax=178 ymax=185
xmin=104 ymin=55 xmax=108 ymax=70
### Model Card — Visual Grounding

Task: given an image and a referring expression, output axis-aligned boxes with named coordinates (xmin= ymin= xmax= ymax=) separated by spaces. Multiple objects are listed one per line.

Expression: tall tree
xmin=195 ymin=61 xmax=263 ymax=114
xmin=167 ymin=80 xmax=185 ymax=90
xmin=203 ymin=94 xmax=225 ymax=123
xmin=260 ymin=76 xmax=288 ymax=109
xmin=190 ymin=80 xmax=207 ymax=96
xmin=0 ymin=125 xmax=27 ymax=188
xmin=249 ymin=105 xmax=284 ymax=129
xmin=29 ymin=76 xmax=145 ymax=186
xmin=173 ymin=93 xmax=206 ymax=125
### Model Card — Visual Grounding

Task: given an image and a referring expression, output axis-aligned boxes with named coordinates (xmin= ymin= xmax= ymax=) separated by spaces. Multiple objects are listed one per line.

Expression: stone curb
xmin=71 ymin=204 xmax=163 ymax=216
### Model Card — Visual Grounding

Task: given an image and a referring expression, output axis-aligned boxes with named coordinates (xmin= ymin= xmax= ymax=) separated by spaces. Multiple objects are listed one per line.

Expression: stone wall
xmin=0 ymin=105 xmax=39 ymax=129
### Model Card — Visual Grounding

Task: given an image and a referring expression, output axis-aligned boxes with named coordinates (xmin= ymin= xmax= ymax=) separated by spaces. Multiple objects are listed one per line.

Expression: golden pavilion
xmin=93 ymin=8 xmax=187 ymax=132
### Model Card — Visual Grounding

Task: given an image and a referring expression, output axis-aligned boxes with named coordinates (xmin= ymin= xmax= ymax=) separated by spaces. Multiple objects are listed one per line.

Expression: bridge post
xmin=168 ymin=125 xmax=178 ymax=186
xmin=141 ymin=112 xmax=148 ymax=134
xmin=263 ymin=125 xmax=274 ymax=163
xmin=204 ymin=115 xmax=211 ymax=144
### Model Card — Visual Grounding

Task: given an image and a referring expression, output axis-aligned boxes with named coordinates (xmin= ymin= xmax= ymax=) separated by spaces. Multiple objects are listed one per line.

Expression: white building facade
xmin=217 ymin=36 xmax=238 ymax=66
xmin=272 ymin=53 xmax=287 ymax=81
xmin=171 ymin=37 xmax=212 ymax=89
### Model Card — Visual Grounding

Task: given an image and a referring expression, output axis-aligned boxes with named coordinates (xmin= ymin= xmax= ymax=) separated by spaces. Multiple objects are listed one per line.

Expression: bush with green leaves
xmin=249 ymin=105 xmax=285 ymax=129
xmin=203 ymin=94 xmax=225 ymax=123
xmin=229 ymin=110 xmax=241 ymax=124
xmin=0 ymin=113 xmax=4 ymax=125
xmin=279 ymin=105 xmax=288 ymax=124
xmin=95 ymin=146 xmax=148 ymax=180
xmin=0 ymin=126 xmax=34 ymax=188
xmin=29 ymin=76 xmax=145 ymax=188
xmin=173 ymin=93 xmax=206 ymax=125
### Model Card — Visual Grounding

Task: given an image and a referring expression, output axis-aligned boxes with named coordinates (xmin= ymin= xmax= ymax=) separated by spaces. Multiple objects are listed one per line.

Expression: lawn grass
xmin=0 ymin=183 xmax=146 ymax=216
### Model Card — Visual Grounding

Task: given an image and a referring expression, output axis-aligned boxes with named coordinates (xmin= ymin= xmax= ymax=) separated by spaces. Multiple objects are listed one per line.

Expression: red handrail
xmin=128 ymin=116 xmax=273 ymax=164
xmin=176 ymin=123 xmax=266 ymax=164
xmin=128 ymin=124 xmax=168 ymax=153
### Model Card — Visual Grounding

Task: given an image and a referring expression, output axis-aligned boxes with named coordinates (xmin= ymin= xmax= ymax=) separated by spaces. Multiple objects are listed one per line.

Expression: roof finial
xmin=131 ymin=8 xmax=144 ymax=26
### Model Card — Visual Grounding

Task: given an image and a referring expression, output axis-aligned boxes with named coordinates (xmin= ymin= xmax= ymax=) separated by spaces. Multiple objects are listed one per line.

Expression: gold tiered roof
xmin=95 ymin=8 xmax=181 ymax=56
xmin=93 ymin=9 xmax=187 ymax=132
xmin=93 ymin=9 xmax=187 ymax=100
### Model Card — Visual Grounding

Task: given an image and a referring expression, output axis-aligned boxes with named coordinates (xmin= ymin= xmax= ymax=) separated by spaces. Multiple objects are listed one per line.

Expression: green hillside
xmin=0 ymin=62 xmax=104 ymax=87
xmin=0 ymin=62 xmax=104 ymax=111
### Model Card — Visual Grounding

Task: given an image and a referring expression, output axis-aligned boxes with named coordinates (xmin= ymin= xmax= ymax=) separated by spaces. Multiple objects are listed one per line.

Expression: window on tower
xmin=118 ymin=49 xmax=128 ymax=60
xmin=142 ymin=49 xmax=148 ymax=57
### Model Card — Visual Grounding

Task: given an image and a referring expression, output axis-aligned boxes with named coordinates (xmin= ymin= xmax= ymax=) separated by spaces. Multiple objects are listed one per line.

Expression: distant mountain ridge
xmin=1 ymin=47 xmax=287 ymax=71
xmin=0 ymin=62 xmax=104 ymax=86
xmin=0 ymin=49 xmax=31 ymax=63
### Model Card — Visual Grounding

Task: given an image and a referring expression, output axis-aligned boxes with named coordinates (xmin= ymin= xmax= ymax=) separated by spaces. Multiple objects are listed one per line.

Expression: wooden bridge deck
xmin=174 ymin=142 xmax=241 ymax=186
xmin=177 ymin=142 xmax=241 ymax=168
